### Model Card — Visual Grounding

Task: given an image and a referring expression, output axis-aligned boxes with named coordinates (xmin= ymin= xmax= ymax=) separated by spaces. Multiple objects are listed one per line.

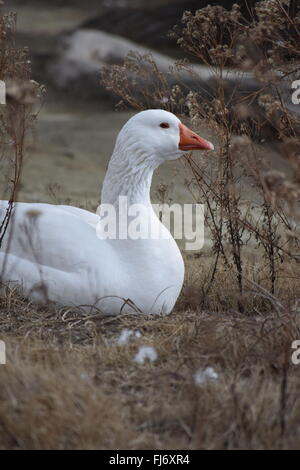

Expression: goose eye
xmin=160 ymin=122 xmax=170 ymax=129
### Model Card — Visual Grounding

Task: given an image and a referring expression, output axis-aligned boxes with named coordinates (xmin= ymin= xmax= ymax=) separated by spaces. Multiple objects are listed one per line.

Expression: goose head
xmin=102 ymin=109 xmax=214 ymax=205
xmin=113 ymin=109 xmax=213 ymax=167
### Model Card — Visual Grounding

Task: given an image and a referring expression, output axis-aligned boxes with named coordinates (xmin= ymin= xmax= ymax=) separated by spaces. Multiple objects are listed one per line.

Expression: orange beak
xmin=179 ymin=123 xmax=214 ymax=151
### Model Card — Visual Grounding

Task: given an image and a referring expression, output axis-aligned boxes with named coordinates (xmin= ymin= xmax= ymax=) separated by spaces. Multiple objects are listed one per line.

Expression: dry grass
xmin=180 ymin=251 xmax=300 ymax=313
xmin=0 ymin=255 xmax=300 ymax=450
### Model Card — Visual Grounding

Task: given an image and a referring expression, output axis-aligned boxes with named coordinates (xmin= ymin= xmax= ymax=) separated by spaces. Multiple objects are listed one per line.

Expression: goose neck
xmin=101 ymin=142 xmax=158 ymax=208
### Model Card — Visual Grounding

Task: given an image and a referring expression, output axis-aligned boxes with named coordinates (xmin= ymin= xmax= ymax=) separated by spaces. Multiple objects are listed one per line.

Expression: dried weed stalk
xmin=0 ymin=10 xmax=43 ymax=248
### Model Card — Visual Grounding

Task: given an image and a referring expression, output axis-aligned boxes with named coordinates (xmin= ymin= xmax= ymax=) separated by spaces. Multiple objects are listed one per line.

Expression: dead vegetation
xmin=0 ymin=10 xmax=43 ymax=247
xmin=0 ymin=0 xmax=300 ymax=450
xmin=0 ymin=268 xmax=300 ymax=450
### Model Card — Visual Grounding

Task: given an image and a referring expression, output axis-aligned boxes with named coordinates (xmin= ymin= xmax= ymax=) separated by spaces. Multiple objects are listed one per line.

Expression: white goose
xmin=0 ymin=110 xmax=213 ymax=315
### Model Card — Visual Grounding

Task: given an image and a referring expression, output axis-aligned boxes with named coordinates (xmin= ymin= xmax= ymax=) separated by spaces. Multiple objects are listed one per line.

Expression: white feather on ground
xmin=194 ymin=367 xmax=218 ymax=385
xmin=134 ymin=346 xmax=157 ymax=364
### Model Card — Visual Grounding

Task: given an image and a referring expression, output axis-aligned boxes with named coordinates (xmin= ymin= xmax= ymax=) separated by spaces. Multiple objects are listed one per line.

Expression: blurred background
xmin=3 ymin=0 xmax=284 ymax=218
xmin=2 ymin=0 xmax=284 ymax=214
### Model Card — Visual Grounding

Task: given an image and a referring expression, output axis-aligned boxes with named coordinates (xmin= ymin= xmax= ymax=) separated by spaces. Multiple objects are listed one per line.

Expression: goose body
xmin=0 ymin=110 xmax=213 ymax=314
